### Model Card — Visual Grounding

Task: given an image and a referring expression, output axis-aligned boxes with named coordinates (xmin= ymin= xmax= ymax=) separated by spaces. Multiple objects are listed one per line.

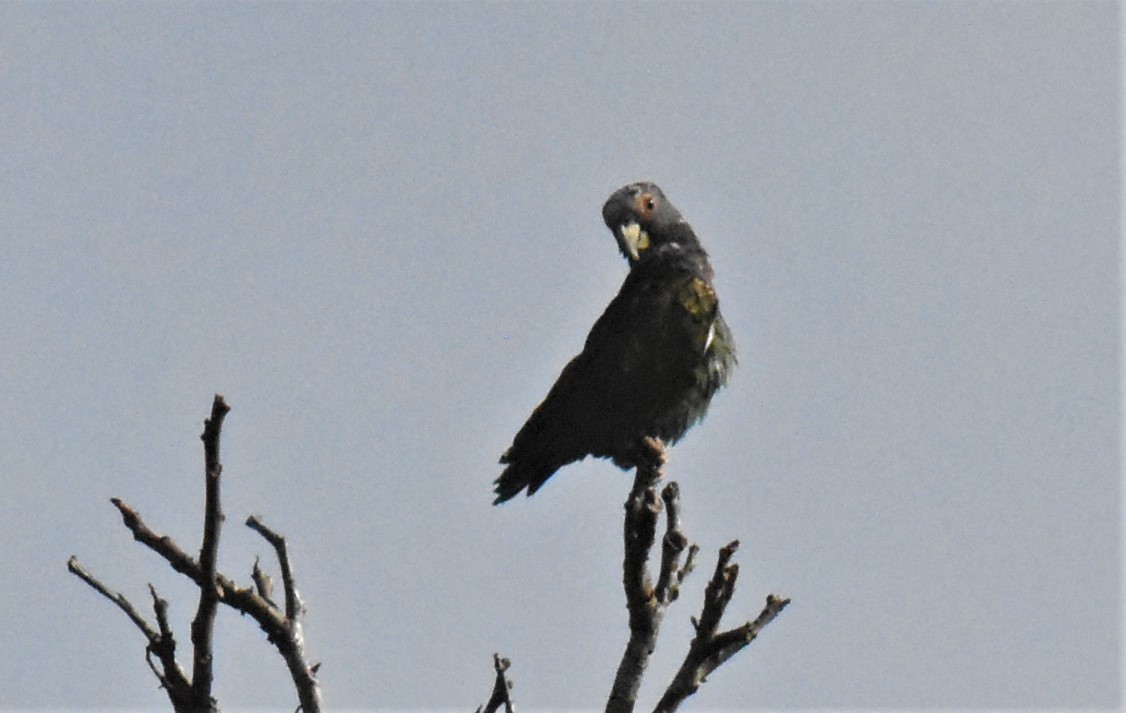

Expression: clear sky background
xmin=0 ymin=2 xmax=1118 ymax=710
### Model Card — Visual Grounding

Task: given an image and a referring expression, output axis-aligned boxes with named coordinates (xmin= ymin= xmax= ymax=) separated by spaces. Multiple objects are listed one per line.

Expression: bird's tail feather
xmin=493 ymin=454 xmax=570 ymax=504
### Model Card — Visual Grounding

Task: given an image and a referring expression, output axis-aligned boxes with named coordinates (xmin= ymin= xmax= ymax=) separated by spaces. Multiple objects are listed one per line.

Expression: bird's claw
xmin=639 ymin=436 xmax=667 ymax=468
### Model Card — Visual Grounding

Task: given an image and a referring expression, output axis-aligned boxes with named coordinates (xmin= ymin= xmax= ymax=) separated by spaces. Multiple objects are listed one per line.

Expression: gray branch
xmin=476 ymin=653 xmax=515 ymax=713
xmin=190 ymin=395 xmax=229 ymax=707
xmin=654 ymin=541 xmax=790 ymax=713
xmin=66 ymin=556 xmax=159 ymax=644
xmin=68 ymin=395 xmax=321 ymax=713
xmin=607 ymin=439 xmax=689 ymax=713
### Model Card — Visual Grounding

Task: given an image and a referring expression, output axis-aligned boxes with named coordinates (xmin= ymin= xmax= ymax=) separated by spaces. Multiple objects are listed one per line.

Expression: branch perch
xmin=605 ymin=437 xmax=789 ymax=713
xmin=607 ymin=439 xmax=683 ymax=713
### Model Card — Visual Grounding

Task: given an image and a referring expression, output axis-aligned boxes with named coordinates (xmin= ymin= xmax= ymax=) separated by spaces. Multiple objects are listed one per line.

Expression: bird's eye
xmin=639 ymin=194 xmax=657 ymax=214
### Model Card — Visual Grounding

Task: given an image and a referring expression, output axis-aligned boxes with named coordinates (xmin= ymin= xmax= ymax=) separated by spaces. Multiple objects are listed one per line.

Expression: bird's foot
xmin=614 ymin=436 xmax=667 ymax=473
xmin=638 ymin=436 xmax=667 ymax=470
xmin=621 ymin=437 xmax=666 ymax=494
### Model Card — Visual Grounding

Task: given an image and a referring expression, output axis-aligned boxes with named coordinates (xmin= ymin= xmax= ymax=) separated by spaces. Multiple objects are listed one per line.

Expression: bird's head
xmin=602 ymin=182 xmax=686 ymax=263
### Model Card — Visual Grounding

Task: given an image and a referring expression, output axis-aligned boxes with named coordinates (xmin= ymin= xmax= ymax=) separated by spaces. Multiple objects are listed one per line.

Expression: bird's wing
xmin=494 ymin=290 xmax=640 ymax=503
xmin=494 ymin=266 xmax=715 ymax=503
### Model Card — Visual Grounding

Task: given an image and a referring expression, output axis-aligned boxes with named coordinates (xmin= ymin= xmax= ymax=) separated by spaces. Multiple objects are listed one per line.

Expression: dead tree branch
xmin=604 ymin=437 xmax=788 ymax=713
xmin=246 ymin=515 xmax=301 ymax=621
xmin=66 ymin=555 xmax=160 ymax=643
xmin=476 ymin=653 xmax=515 ymax=713
xmin=654 ymin=543 xmax=790 ymax=713
xmin=607 ymin=439 xmax=682 ymax=713
xmin=190 ymin=396 xmax=229 ymax=706
xmin=654 ymin=482 xmax=697 ymax=606
xmin=147 ymin=584 xmax=197 ymax=710
xmin=242 ymin=514 xmax=321 ymax=710
xmin=68 ymin=395 xmax=322 ymax=713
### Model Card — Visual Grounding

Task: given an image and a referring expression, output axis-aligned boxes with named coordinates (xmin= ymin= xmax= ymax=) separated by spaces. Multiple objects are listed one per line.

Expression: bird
xmin=493 ymin=182 xmax=736 ymax=504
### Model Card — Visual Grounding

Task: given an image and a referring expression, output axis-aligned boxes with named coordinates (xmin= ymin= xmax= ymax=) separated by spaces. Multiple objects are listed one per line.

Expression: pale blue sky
xmin=1 ymin=2 xmax=1118 ymax=710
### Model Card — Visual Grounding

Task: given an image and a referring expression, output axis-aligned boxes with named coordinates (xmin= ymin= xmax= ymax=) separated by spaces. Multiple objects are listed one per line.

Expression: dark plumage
xmin=494 ymin=182 xmax=735 ymax=504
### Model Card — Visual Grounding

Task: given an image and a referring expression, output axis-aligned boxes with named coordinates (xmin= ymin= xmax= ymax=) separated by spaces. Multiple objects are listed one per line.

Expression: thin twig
xmin=69 ymin=395 xmax=322 ymax=713
xmin=111 ymin=498 xmax=202 ymax=583
xmin=66 ymin=556 xmax=159 ymax=643
xmin=477 ymin=653 xmax=515 ymax=713
xmin=147 ymin=584 xmax=195 ymax=708
xmin=654 ymin=483 xmax=689 ymax=604
xmin=100 ymin=496 xmax=323 ymax=711
xmin=243 ymin=515 xmax=322 ymax=713
xmin=654 ymin=543 xmax=790 ymax=713
xmin=247 ymin=515 xmax=302 ymax=621
xmin=694 ymin=540 xmax=740 ymax=641
xmin=251 ymin=556 xmax=277 ymax=609
xmin=191 ymin=394 xmax=230 ymax=704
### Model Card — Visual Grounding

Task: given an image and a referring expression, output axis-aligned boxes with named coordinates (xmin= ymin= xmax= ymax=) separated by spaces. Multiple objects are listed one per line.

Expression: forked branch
xmin=606 ymin=438 xmax=788 ymax=713
xmin=654 ymin=540 xmax=789 ymax=712
xmin=68 ymin=395 xmax=321 ymax=713
xmin=476 ymin=653 xmax=516 ymax=713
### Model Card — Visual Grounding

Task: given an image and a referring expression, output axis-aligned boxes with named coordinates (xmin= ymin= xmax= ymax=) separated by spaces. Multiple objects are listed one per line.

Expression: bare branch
xmin=608 ymin=438 xmax=688 ymax=713
xmin=70 ymin=395 xmax=321 ymax=713
xmin=112 ymin=498 xmax=202 ymax=583
xmin=693 ymin=540 xmax=740 ymax=642
xmin=654 ymin=542 xmax=790 ymax=713
xmin=63 ymin=554 xmax=198 ymax=709
xmin=66 ymin=555 xmax=159 ymax=644
xmin=247 ymin=515 xmax=302 ymax=621
xmin=477 ymin=653 xmax=515 ymax=713
xmin=147 ymin=584 xmax=197 ymax=710
xmin=702 ymin=593 xmax=790 ymax=671
xmin=654 ymin=483 xmax=689 ymax=605
xmin=97 ymin=497 xmax=324 ymax=710
xmin=251 ymin=557 xmax=277 ymax=609
xmin=191 ymin=394 xmax=230 ymax=704
xmin=240 ymin=515 xmax=322 ymax=713
xmin=602 ymin=447 xmax=789 ymax=713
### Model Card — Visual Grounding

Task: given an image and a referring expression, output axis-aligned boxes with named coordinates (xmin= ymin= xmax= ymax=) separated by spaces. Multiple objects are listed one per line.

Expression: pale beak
xmin=618 ymin=221 xmax=650 ymax=262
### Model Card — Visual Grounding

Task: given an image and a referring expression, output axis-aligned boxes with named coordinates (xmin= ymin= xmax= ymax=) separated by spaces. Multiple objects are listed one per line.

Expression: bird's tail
xmin=493 ymin=453 xmax=569 ymax=505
